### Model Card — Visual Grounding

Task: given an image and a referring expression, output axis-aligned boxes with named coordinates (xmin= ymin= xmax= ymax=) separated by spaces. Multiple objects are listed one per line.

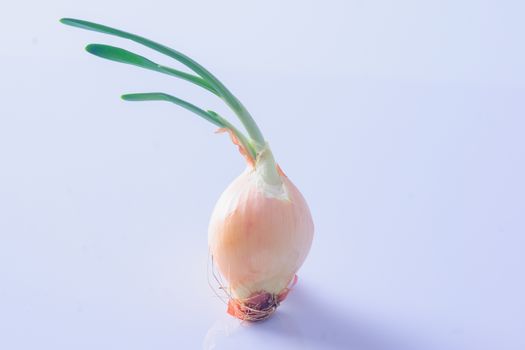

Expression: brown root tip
xmin=226 ymin=275 xmax=299 ymax=322
xmin=227 ymin=292 xmax=280 ymax=322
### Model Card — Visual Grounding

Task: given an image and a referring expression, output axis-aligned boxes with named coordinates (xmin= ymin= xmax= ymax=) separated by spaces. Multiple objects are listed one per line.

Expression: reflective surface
xmin=1 ymin=1 xmax=524 ymax=349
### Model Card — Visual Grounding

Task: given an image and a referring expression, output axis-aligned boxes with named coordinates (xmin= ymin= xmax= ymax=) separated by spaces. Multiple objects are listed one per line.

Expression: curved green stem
xmin=121 ymin=92 xmax=223 ymax=126
xmin=121 ymin=92 xmax=256 ymax=160
xmin=61 ymin=18 xmax=266 ymax=149
xmin=85 ymin=44 xmax=219 ymax=95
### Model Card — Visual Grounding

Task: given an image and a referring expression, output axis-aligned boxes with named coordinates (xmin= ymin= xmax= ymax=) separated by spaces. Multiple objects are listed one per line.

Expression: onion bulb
xmin=209 ymin=133 xmax=313 ymax=320
xmin=61 ymin=17 xmax=314 ymax=321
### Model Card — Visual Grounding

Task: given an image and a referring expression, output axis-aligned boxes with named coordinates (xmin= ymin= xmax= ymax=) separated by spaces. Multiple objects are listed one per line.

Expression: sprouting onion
xmin=61 ymin=18 xmax=314 ymax=321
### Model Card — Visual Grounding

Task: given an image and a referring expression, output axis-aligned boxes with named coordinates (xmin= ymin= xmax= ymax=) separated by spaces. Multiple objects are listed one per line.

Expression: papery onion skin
xmin=208 ymin=148 xmax=314 ymax=314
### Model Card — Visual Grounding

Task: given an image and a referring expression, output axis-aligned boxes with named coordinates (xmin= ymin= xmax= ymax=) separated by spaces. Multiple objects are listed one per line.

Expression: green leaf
xmin=86 ymin=43 xmax=156 ymax=68
xmin=85 ymin=44 xmax=218 ymax=95
xmin=121 ymin=92 xmax=224 ymax=127
xmin=61 ymin=18 xmax=226 ymax=97
xmin=60 ymin=17 xmax=266 ymax=147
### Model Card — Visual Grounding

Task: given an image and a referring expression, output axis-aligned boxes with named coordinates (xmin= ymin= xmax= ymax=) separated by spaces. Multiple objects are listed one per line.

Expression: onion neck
xmin=254 ymin=145 xmax=288 ymax=200
xmin=224 ymin=95 xmax=282 ymax=189
xmin=256 ymin=146 xmax=281 ymax=184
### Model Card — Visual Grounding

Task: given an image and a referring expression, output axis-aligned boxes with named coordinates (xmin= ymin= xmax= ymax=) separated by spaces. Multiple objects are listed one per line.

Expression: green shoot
xmin=122 ymin=92 xmax=256 ymax=159
xmin=60 ymin=18 xmax=265 ymax=148
xmin=86 ymin=44 xmax=218 ymax=95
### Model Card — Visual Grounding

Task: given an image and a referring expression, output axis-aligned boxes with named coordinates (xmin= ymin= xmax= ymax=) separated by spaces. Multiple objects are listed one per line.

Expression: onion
xmin=209 ymin=140 xmax=313 ymax=321
xmin=61 ymin=18 xmax=314 ymax=321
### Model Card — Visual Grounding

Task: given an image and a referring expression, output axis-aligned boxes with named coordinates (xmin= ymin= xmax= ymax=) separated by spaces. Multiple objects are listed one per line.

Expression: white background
xmin=1 ymin=1 xmax=524 ymax=349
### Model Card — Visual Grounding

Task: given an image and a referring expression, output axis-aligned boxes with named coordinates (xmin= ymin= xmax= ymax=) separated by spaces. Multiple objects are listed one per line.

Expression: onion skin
xmin=208 ymin=147 xmax=314 ymax=320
